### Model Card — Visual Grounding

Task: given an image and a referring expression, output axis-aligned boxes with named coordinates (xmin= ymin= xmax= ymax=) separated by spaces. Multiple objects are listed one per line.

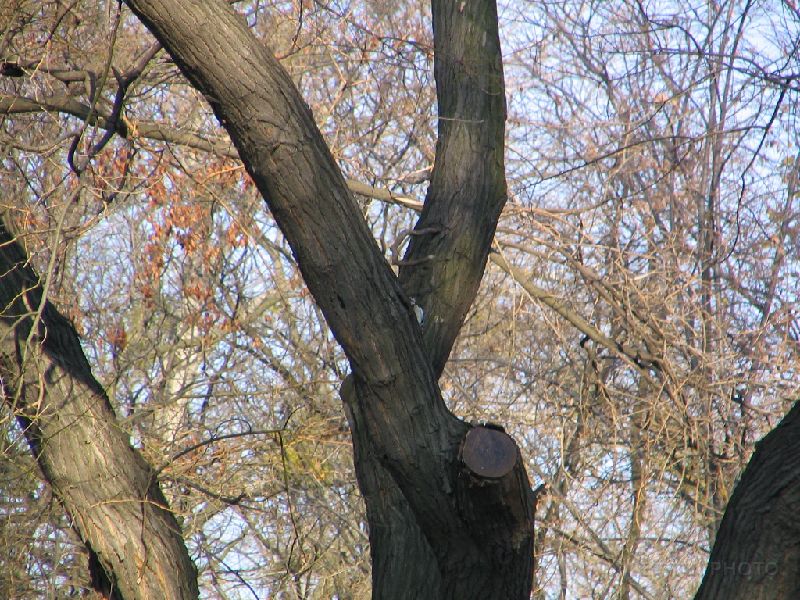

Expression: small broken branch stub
xmin=460 ymin=425 xmax=518 ymax=479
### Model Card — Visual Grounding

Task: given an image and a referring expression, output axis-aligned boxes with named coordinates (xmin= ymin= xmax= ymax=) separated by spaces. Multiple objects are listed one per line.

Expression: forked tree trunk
xmin=0 ymin=216 xmax=198 ymax=599
xmin=5 ymin=1 xmax=796 ymax=597
xmin=124 ymin=0 xmax=536 ymax=597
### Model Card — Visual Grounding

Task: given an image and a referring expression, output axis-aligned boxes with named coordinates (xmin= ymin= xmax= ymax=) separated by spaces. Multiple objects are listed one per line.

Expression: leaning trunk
xmin=0 ymin=215 xmax=197 ymax=600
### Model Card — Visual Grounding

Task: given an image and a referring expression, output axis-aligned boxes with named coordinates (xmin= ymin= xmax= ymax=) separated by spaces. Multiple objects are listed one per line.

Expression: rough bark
xmin=399 ymin=0 xmax=508 ymax=376
xmin=341 ymin=0 xmax=522 ymax=595
xmin=694 ymin=400 xmax=800 ymax=600
xmin=0 ymin=216 xmax=198 ymax=600
xmin=341 ymin=377 xmax=443 ymax=598
xmin=123 ymin=0 xmax=534 ymax=597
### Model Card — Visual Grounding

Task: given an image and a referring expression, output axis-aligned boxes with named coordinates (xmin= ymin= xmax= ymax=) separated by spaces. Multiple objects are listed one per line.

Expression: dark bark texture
xmin=0 ymin=216 xmax=198 ymax=600
xmin=343 ymin=0 xmax=526 ymax=596
xmin=399 ymin=0 xmax=508 ymax=377
xmin=694 ymin=400 xmax=800 ymax=600
xmin=123 ymin=0 xmax=534 ymax=597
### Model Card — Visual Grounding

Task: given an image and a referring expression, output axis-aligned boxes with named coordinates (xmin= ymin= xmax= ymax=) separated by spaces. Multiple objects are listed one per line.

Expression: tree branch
xmin=0 ymin=94 xmax=423 ymax=210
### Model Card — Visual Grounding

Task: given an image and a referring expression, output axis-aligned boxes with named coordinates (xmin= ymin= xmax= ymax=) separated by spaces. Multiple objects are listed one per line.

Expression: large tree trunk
xmin=0 ymin=216 xmax=198 ymax=599
xmin=694 ymin=400 xmax=800 ymax=599
xmin=123 ymin=0 xmax=535 ymax=597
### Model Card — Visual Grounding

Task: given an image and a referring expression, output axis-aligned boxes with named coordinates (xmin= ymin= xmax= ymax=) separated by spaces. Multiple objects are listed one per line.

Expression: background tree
xmin=1 ymin=0 xmax=800 ymax=598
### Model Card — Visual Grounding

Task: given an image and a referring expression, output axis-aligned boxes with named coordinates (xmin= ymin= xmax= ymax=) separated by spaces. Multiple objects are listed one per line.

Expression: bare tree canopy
xmin=0 ymin=0 xmax=799 ymax=598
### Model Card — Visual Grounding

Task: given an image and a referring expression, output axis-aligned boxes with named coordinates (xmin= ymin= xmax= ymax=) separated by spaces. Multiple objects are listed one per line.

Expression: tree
xmin=1 ymin=0 xmax=800 ymax=598
xmin=122 ymin=0 xmax=538 ymax=597
xmin=4 ymin=0 xmax=535 ymax=597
